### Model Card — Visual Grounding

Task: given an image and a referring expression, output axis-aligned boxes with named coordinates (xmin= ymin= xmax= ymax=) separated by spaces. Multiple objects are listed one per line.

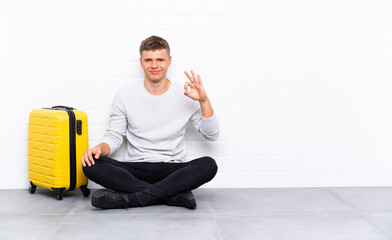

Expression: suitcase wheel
xmin=80 ymin=185 xmax=90 ymax=197
xmin=54 ymin=188 xmax=64 ymax=200
xmin=28 ymin=182 xmax=36 ymax=194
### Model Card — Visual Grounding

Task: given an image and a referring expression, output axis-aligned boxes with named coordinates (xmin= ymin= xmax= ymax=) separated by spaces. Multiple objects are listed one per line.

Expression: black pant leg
xmin=82 ymin=156 xmax=152 ymax=193
xmin=136 ymin=156 xmax=218 ymax=206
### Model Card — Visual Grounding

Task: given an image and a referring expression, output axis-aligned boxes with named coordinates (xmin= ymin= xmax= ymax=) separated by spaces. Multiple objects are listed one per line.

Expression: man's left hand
xmin=184 ymin=70 xmax=208 ymax=102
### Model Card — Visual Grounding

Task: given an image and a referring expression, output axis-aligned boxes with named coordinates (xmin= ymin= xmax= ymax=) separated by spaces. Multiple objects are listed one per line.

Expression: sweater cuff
xmin=101 ymin=138 xmax=116 ymax=156
xmin=201 ymin=112 xmax=217 ymax=122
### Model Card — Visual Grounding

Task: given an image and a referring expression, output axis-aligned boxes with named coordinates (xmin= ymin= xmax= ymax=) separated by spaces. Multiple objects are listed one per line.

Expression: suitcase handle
xmin=51 ymin=105 xmax=74 ymax=110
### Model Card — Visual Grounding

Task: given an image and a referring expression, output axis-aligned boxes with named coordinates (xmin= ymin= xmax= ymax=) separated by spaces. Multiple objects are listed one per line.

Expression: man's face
xmin=140 ymin=49 xmax=172 ymax=83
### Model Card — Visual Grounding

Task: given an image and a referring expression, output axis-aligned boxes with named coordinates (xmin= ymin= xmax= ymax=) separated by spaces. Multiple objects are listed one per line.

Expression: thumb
xmin=95 ymin=150 xmax=101 ymax=159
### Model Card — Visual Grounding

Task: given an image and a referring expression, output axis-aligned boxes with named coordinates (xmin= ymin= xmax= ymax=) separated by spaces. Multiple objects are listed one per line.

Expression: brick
xmin=187 ymin=15 xmax=222 ymax=30
xmin=40 ymin=1 xmax=76 ymax=14
xmin=3 ymin=141 xmax=27 ymax=158
xmin=63 ymin=14 xmax=95 ymax=30
xmin=221 ymin=15 xmax=252 ymax=30
xmin=14 ymin=0 xmax=46 ymax=14
xmin=76 ymin=0 xmax=109 ymax=13
xmin=267 ymin=31 xmax=299 ymax=46
xmin=186 ymin=141 xmax=220 ymax=157
xmin=188 ymin=47 xmax=221 ymax=63
xmin=140 ymin=0 xmax=174 ymax=14
xmin=95 ymin=14 xmax=128 ymax=30
xmin=95 ymin=47 xmax=131 ymax=63
xmin=203 ymin=0 xmax=236 ymax=14
xmin=109 ymin=0 xmax=143 ymax=13
xmin=283 ymin=16 xmax=319 ymax=31
xmin=0 ymin=173 xmax=29 ymax=189
xmin=1 ymin=157 xmax=28 ymax=172
xmin=0 ymin=1 xmax=13 ymax=12
xmin=351 ymin=0 xmax=392 ymax=16
xmin=235 ymin=0 xmax=267 ymax=14
xmin=167 ymin=0 xmax=204 ymax=14
xmin=251 ymin=16 xmax=284 ymax=30
xmin=29 ymin=14 xmax=67 ymax=31
xmin=298 ymin=0 xmax=347 ymax=16
xmin=234 ymin=31 xmax=268 ymax=46
xmin=267 ymin=0 xmax=298 ymax=15
xmin=78 ymin=30 xmax=113 ymax=46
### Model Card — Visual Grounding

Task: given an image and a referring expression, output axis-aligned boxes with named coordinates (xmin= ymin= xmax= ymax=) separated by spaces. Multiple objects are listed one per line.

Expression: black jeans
xmin=83 ymin=156 xmax=218 ymax=206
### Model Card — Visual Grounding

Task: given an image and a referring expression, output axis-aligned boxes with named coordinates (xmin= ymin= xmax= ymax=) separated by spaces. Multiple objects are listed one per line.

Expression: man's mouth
xmin=150 ymin=70 xmax=160 ymax=75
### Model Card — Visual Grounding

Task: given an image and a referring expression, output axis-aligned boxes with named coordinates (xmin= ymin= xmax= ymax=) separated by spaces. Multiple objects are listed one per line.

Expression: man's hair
xmin=139 ymin=35 xmax=170 ymax=57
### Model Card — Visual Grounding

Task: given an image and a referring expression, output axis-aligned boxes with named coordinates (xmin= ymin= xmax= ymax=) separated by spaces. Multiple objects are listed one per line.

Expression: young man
xmin=81 ymin=36 xmax=219 ymax=209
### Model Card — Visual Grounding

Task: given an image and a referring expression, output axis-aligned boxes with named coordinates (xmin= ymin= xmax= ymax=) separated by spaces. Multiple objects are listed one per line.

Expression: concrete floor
xmin=0 ymin=187 xmax=392 ymax=240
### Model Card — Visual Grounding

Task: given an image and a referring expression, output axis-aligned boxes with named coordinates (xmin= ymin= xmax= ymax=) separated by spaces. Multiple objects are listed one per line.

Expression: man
xmin=81 ymin=35 xmax=219 ymax=210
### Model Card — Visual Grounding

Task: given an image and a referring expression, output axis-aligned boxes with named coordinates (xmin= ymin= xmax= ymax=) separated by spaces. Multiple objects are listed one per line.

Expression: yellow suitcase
xmin=28 ymin=106 xmax=90 ymax=200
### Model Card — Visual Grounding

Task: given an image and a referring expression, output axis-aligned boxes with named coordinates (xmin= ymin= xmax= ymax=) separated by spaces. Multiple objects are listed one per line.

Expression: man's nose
xmin=151 ymin=61 xmax=158 ymax=68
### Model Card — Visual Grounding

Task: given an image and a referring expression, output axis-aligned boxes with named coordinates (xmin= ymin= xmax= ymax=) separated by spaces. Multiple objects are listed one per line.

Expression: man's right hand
xmin=81 ymin=146 xmax=102 ymax=167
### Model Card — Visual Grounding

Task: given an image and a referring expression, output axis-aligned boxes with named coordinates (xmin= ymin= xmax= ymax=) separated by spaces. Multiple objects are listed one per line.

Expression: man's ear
xmin=169 ymin=56 xmax=172 ymax=67
xmin=140 ymin=57 xmax=142 ymax=66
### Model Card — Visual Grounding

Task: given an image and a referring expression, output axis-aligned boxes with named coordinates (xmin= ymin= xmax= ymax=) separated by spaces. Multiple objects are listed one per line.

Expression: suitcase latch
xmin=77 ymin=120 xmax=82 ymax=135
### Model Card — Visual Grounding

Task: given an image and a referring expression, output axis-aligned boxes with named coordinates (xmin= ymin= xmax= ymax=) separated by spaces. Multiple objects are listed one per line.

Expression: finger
xmin=88 ymin=150 xmax=96 ymax=165
xmin=88 ymin=151 xmax=92 ymax=161
xmin=81 ymin=156 xmax=86 ymax=167
xmin=197 ymin=74 xmax=203 ymax=86
xmin=91 ymin=151 xmax=98 ymax=165
xmin=83 ymin=152 xmax=91 ymax=167
xmin=87 ymin=151 xmax=94 ymax=166
xmin=190 ymin=70 xmax=200 ymax=87
xmin=184 ymin=81 xmax=192 ymax=92
xmin=186 ymin=70 xmax=197 ymax=86
xmin=184 ymin=71 xmax=193 ymax=81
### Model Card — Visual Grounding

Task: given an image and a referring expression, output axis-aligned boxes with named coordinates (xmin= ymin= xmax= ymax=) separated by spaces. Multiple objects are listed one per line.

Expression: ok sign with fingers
xmin=184 ymin=70 xmax=214 ymax=118
xmin=184 ymin=70 xmax=208 ymax=102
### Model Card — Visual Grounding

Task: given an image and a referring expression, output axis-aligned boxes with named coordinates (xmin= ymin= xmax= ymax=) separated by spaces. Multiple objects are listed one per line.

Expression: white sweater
xmin=102 ymin=80 xmax=220 ymax=162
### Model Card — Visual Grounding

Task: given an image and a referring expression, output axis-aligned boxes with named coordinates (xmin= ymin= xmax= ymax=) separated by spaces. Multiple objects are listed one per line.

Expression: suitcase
xmin=28 ymin=106 xmax=90 ymax=200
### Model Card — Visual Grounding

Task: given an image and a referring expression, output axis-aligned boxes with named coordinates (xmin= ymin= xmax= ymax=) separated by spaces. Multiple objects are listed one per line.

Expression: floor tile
xmin=52 ymin=214 xmax=221 ymax=240
xmin=2 ymin=188 xmax=392 ymax=240
xmin=215 ymin=212 xmax=389 ymax=240
xmin=361 ymin=211 xmax=392 ymax=239
xmin=0 ymin=215 xmax=65 ymax=240
xmin=207 ymin=188 xmax=352 ymax=215
xmin=0 ymin=189 xmax=81 ymax=215
xmin=69 ymin=189 xmax=212 ymax=215
xmin=326 ymin=187 xmax=392 ymax=212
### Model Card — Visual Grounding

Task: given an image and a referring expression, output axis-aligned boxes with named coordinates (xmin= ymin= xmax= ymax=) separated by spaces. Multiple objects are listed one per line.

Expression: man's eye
xmin=145 ymin=59 xmax=151 ymax=62
xmin=158 ymin=59 xmax=164 ymax=62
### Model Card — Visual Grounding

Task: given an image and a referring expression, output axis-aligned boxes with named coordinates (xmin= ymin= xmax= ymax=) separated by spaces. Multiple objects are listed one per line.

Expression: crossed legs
xmin=83 ymin=156 xmax=218 ymax=208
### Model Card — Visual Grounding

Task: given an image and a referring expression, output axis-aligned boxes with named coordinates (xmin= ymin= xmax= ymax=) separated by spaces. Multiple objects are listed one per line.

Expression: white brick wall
xmin=1 ymin=0 xmax=392 ymax=188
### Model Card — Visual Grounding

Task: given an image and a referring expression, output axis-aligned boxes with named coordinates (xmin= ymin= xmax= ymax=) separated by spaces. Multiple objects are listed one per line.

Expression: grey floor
xmin=1 ymin=188 xmax=392 ymax=240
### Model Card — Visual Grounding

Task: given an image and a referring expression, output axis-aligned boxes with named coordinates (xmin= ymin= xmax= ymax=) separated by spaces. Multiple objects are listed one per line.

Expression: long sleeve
xmin=101 ymin=81 xmax=218 ymax=162
xmin=190 ymin=108 xmax=220 ymax=141
xmin=101 ymin=92 xmax=127 ymax=155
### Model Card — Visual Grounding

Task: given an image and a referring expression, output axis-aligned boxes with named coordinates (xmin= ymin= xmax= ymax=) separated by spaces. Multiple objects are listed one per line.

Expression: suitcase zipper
xmin=60 ymin=106 xmax=76 ymax=191
xmin=64 ymin=109 xmax=77 ymax=191
xmin=49 ymin=106 xmax=77 ymax=191
xmin=49 ymin=105 xmax=76 ymax=191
